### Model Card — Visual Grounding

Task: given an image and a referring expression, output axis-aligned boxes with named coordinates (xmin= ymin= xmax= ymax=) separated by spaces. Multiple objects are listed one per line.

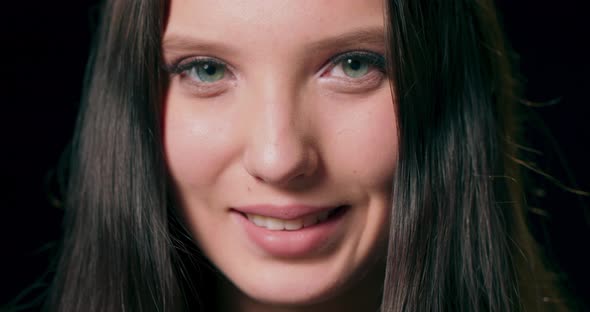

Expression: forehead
xmin=164 ymin=0 xmax=385 ymax=48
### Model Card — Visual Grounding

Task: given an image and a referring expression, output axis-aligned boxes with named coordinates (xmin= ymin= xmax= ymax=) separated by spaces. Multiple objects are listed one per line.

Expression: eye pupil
xmin=193 ymin=61 xmax=226 ymax=82
xmin=203 ymin=63 xmax=217 ymax=75
xmin=347 ymin=59 xmax=362 ymax=71
xmin=342 ymin=57 xmax=369 ymax=78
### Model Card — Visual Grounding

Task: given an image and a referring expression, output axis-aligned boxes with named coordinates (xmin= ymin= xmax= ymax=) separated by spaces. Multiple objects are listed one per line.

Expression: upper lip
xmin=231 ymin=204 xmax=341 ymax=220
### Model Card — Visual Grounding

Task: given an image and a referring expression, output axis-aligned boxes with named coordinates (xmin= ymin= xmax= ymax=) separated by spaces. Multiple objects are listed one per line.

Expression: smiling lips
xmin=231 ymin=204 xmax=349 ymax=257
xmin=246 ymin=211 xmax=330 ymax=231
xmin=233 ymin=204 xmax=343 ymax=231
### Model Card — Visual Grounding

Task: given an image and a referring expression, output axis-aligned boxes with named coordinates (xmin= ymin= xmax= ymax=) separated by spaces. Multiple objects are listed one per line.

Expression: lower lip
xmin=231 ymin=206 xmax=349 ymax=258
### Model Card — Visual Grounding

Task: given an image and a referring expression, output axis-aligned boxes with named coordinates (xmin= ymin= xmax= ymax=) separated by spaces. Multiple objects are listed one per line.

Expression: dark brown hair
xmin=47 ymin=0 xmax=568 ymax=311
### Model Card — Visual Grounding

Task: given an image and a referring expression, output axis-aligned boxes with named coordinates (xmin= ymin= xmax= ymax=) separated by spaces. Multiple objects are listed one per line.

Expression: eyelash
xmin=165 ymin=57 xmax=227 ymax=76
xmin=327 ymin=50 xmax=386 ymax=74
xmin=164 ymin=50 xmax=387 ymax=95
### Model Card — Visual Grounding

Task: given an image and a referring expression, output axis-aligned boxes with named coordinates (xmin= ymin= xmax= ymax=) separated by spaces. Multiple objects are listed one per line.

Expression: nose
xmin=242 ymin=83 xmax=319 ymax=187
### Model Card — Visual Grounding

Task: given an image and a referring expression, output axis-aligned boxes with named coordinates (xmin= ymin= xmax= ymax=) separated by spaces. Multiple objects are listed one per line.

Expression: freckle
xmin=247 ymin=186 xmax=251 ymax=192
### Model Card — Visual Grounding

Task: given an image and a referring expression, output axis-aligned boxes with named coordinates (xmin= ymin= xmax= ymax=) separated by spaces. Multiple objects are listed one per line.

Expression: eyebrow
xmin=162 ymin=33 xmax=239 ymax=58
xmin=307 ymin=27 xmax=386 ymax=54
xmin=162 ymin=26 xmax=386 ymax=57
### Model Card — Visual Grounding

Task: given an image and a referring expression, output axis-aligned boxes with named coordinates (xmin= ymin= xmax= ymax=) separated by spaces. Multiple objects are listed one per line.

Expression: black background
xmin=1 ymin=1 xmax=588 ymax=311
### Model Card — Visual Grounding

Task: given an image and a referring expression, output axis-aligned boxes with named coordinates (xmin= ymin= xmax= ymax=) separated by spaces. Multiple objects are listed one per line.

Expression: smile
xmin=231 ymin=205 xmax=350 ymax=257
xmin=245 ymin=206 xmax=344 ymax=231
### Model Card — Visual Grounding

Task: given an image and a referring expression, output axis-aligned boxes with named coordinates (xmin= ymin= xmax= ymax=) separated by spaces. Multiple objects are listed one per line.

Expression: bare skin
xmin=163 ymin=0 xmax=397 ymax=311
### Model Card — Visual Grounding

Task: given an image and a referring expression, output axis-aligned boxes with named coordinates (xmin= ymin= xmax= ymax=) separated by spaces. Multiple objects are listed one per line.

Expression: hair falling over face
xmin=46 ymin=0 xmax=575 ymax=311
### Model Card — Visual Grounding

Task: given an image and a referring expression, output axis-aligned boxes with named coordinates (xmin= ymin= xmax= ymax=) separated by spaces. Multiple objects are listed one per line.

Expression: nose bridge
xmin=243 ymin=72 xmax=317 ymax=185
xmin=260 ymin=76 xmax=297 ymax=144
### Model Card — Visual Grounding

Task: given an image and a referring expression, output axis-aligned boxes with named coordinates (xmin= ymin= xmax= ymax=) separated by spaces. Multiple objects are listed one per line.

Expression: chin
xmin=235 ymin=272 xmax=345 ymax=306
xmin=217 ymin=238 xmax=387 ymax=309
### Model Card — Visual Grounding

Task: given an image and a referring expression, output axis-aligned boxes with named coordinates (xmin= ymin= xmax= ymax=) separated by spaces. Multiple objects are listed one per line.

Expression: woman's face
xmin=163 ymin=0 xmax=397 ymax=307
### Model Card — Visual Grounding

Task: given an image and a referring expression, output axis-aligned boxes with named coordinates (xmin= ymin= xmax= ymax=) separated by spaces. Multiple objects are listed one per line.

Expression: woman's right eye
xmin=181 ymin=59 xmax=227 ymax=83
xmin=165 ymin=57 xmax=234 ymax=97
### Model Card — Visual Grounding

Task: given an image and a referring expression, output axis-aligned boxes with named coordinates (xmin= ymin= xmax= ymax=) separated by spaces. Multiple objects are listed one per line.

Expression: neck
xmin=216 ymin=261 xmax=385 ymax=312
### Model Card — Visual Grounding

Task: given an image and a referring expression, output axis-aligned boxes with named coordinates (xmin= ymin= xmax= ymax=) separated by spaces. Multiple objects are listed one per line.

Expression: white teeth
xmin=266 ymin=218 xmax=285 ymax=230
xmin=250 ymin=215 xmax=267 ymax=227
xmin=245 ymin=209 xmax=336 ymax=231
xmin=284 ymin=219 xmax=303 ymax=230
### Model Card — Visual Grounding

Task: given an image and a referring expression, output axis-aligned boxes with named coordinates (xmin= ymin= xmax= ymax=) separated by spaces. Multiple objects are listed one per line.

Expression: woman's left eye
xmin=328 ymin=51 xmax=386 ymax=79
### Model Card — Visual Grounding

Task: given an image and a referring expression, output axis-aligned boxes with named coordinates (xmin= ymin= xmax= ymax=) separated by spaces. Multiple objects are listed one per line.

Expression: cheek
xmin=321 ymin=91 xmax=398 ymax=188
xmin=163 ymin=92 xmax=240 ymax=190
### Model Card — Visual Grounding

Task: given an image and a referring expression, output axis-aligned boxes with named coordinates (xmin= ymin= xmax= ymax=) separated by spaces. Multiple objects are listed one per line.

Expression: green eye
xmin=189 ymin=61 xmax=226 ymax=83
xmin=341 ymin=57 xmax=370 ymax=78
xmin=329 ymin=52 xmax=385 ymax=80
